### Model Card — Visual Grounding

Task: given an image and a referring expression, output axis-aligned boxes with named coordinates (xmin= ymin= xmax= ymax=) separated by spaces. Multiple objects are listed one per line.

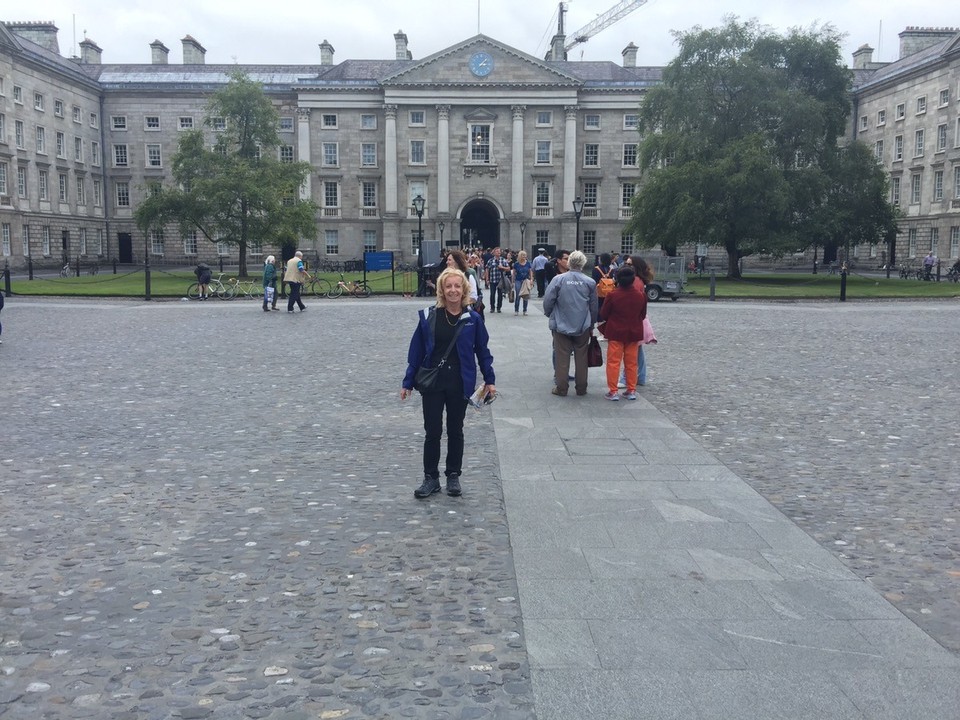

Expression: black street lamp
xmin=412 ymin=194 xmax=425 ymax=255
xmin=519 ymin=221 xmax=527 ymax=251
xmin=438 ymin=220 xmax=445 ymax=246
xmin=572 ymin=197 xmax=584 ymax=252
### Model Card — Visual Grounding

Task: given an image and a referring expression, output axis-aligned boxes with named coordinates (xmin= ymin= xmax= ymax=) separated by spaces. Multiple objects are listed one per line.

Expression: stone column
xmin=511 ymin=105 xmax=526 ymax=215
xmin=384 ymin=104 xmax=398 ymax=214
xmin=436 ymin=105 xmax=450 ymax=214
xmin=563 ymin=106 xmax=578 ymax=220
xmin=296 ymin=108 xmax=312 ymax=200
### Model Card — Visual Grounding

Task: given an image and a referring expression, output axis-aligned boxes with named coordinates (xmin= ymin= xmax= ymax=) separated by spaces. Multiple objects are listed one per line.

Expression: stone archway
xmin=458 ymin=198 xmax=501 ymax=249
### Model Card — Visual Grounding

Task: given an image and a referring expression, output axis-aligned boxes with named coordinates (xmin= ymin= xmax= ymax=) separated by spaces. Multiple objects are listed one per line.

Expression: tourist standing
xmin=542 ymin=251 xmax=597 ymax=396
xmin=598 ymin=265 xmax=647 ymax=400
xmin=401 ymin=268 xmax=496 ymax=498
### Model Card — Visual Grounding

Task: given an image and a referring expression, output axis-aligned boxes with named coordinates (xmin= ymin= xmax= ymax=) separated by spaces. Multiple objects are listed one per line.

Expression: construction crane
xmin=561 ymin=1 xmax=649 ymax=54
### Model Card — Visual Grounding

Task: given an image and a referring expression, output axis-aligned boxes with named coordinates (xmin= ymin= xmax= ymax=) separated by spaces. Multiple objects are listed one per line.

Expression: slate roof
xmin=853 ymin=32 xmax=960 ymax=91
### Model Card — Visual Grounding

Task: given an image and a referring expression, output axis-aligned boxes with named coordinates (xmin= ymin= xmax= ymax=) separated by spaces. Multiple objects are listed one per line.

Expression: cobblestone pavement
xmin=642 ymin=299 xmax=960 ymax=653
xmin=0 ymin=298 xmax=534 ymax=719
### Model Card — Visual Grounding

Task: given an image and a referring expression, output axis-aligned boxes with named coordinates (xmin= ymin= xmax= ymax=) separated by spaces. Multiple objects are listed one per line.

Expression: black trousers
xmin=535 ymin=269 xmax=546 ymax=297
xmin=421 ymin=384 xmax=468 ymax=479
xmin=491 ymin=283 xmax=506 ymax=311
xmin=287 ymin=282 xmax=305 ymax=311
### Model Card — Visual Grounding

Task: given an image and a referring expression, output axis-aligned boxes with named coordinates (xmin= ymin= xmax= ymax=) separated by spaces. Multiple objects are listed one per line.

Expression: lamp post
xmin=413 ymin=194 xmax=425 ymax=255
xmin=572 ymin=197 xmax=584 ymax=252
xmin=438 ymin=220 xmax=445 ymax=246
xmin=519 ymin=221 xmax=526 ymax=251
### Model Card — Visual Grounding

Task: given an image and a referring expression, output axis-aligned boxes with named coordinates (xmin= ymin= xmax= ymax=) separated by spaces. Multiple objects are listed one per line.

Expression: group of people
xmin=400 ymin=247 xmax=655 ymax=499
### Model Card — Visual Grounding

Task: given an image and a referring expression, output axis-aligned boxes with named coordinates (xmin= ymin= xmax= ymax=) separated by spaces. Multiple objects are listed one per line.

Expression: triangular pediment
xmin=464 ymin=107 xmax=498 ymax=122
xmin=942 ymin=31 xmax=960 ymax=57
xmin=382 ymin=34 xmax=581 ymax=87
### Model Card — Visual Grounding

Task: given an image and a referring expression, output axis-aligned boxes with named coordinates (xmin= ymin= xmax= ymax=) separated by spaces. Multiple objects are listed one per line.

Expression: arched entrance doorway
xmin=459 ymin=198 xmax=500 ymax=249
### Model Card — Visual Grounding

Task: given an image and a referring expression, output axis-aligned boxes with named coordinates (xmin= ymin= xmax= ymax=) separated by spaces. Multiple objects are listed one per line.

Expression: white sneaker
xmin=604 ymin=391 xmax=620 ymax=401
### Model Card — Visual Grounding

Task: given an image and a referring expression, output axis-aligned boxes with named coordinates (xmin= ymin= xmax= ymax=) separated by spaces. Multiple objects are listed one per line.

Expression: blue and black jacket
xmin=403 ymin=306 xmax=495 ymax=398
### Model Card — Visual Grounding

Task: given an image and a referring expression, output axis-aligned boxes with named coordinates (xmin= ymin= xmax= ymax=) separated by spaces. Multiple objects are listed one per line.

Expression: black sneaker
xmin=446 ymin=474 xmax=462 ymax=497
xmin=414 ymin=475 xmax=441 ymax=498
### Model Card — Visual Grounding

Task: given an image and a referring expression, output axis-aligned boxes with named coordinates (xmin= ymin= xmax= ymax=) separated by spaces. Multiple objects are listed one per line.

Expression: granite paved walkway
xmin=1 ymin=295 xmax=958 ymax=719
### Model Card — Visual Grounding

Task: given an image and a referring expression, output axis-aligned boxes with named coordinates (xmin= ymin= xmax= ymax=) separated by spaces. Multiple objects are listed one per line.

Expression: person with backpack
xmin=194 ymin=262 xmax=212 ymax=300
xmin=592 ymin=252 xmax=615 ymax=313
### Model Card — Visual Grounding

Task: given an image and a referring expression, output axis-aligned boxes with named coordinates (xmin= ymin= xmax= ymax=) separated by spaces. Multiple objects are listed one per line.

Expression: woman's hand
xmin=482 ymin=384 xmax=496 ymax=401
xmin=400 ymin=388 xmax=412 ymax=400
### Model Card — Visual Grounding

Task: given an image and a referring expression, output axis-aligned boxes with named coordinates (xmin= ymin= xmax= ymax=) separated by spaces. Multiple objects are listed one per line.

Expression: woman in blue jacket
xmin=401 ymin=268 xmax=496 ymax=499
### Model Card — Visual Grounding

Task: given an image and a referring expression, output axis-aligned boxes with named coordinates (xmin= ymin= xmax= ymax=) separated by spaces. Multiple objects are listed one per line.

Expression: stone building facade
xmin=1 ymin=20 xmax=958 ymax=272
xmin=849 ymin=28 xmax=960 ymax=267
xmin=0 ymin=22 xmax=658 ymax=270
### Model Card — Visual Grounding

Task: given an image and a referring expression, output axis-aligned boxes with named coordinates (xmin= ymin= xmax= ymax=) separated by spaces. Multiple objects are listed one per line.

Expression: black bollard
xmin=219 ymin=255 xmax=223 ymax=273
xmin=145 ymin=257 xmax=151 ymax=301
xmin=28 ymin=255 xmax=34 ymax=281
xmin=3 ymin=260 xmax=10 ymax=297
xmin=937 ymin=260 xmax=941 ymax=282
xmin=75 ymin=256 xmax=81 ymax=277
xmin=113 ymin=258 xmax=118 ymax=274
xmin=709 ymin=270 xmax=716 ymax=301
xmin=840 ymin=267 xmax=847 ymax=302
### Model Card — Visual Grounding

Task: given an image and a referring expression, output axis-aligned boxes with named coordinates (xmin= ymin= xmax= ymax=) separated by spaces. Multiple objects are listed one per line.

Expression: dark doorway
xmin=61 ymin=230 xmax=70 ymax=265
xmin=459 ymin=199 xmax=500 ymax=249
xmin=118 ymin=233 xmax=133 ymax=263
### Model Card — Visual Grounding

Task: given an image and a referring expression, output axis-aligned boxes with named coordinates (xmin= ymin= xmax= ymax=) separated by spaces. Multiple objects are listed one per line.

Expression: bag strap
xmin=428 ymin=307 xmax=466 ymax=366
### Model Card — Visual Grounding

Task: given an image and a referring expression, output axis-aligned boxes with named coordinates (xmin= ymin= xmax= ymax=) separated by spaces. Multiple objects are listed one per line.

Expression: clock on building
xmin=469 ymin=51 xmax=494 ymax=77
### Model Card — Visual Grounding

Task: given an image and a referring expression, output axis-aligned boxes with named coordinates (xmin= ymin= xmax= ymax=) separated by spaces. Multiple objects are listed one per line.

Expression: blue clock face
xmin=469 ymin=52 xmax=494 ymax=77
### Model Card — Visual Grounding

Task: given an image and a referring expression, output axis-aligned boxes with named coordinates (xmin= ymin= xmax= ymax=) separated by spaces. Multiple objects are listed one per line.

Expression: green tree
xmin=135 ymin=71 xmax=316 ymax=276
xmin=626 ymin=18 xmax=855 ymax=277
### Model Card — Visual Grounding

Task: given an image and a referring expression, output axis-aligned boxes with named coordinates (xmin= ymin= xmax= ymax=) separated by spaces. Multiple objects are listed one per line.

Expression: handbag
xmin=587 ymin=333 xmax=604 ymax=367
xmin=414 ymin=314 xmax=464 ymax=393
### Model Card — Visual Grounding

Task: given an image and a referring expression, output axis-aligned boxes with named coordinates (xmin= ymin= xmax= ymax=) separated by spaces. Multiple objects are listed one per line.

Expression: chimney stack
xmin=852 ymin=44 xmax=874 ymax=69
xmin=622 ymin=42 xmax=638 ymax=68
xmin=319 ymin=39 xmax=335 ymax=65
xmin=150 ymin=40 xmax=169 ymax=65
xmin=548 ymin=34 xmax=566 ymax=61
xmin=181 ymin=35 xmax=206 ymax=64
xmin=394 ymin=30 xmax=411 ymax=60
xmin=79 ymin=37 xmax=102 ymax=65
xmin=5 ymin=21 xmax=60 ymax=54
xmin=898 ymin=26 xmax=958 ymax=59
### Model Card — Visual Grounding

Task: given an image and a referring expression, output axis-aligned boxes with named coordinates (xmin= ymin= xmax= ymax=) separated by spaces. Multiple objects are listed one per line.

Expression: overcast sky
xmin=31 ymin=0 xmax=950 ymax=68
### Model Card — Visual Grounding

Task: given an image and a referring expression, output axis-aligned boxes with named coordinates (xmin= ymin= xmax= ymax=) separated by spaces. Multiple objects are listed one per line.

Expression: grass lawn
xmin=682 ymin=272 xmax=960 ymax=300
xmin=7 ymin=268 xmax=960 ymax=300
xmin=7 ymin=269 xmax=418 ymax=299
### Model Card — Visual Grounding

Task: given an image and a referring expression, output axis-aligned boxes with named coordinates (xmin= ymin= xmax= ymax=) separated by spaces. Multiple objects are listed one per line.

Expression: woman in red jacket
xmin=598 ymin=264 xmax=647 ymax=401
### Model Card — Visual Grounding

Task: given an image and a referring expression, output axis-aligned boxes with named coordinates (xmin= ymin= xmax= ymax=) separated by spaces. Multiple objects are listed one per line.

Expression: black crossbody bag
xmin=414 ymin=311 xmax=464 ymax=393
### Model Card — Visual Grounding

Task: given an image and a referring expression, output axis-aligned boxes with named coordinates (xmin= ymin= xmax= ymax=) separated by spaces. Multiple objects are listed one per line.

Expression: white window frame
xmin=15 ymin=120 xmax=24 ymax=149
xmin=409 ymin=110 xmax=425 ymax=126
xmin=322 ymin=142 xmax=339 ymax=167
xmin=56 ymin=131 xmax=65 ymax=158
xmin=74 ymin=137 xmax=84 ymax=162
xmin=583 ymin=143 xmax=599 ymax=167
xmin=469 ymin=124 xmax=491 ymax=164
xmin=178 ymin=116 xmax=194 ymax=131
xmin=535 ymin=140 xmax=552 ymax=165
xmin=859 ymin=115 xmax=868 ymax=132
xmin=279 ymin=145 xmax=295 ymax=163
xmin=408 ymin=181 xmax=427 ymax=219
xmin=939 ymin=88 xmax=950 ymax=107
xmin=623 ymin=113 xmax=639 ymax=130
xmin=914 ymin=129 xmax=924 ymax=158
xmin=34 ymin=93 xmax=44 ymax=111
xmin=38 ymin=170 xmax=48 ymax=200
xmin=150 ymin=229 xmax=164 ymax=256
xmin=92 ymin=141 xmax=101 ymax=167
xmin=891 ymin=176 xmax=901 ymax=205
xmin=17 ymin=166 xmax=26 ymax=197
xmin=536 ymin=111 xmax=553 ymax=127
xmin=323 ymin=181 xmax=340 ymax=217
xmin=622 ymin=143 xmax=638 ymax=167
xmin=910 ymin=173 xmax=921 ymax=204
xmin=36 ymin=126 xmax=46 ymax=154
xmin=325 ymin=229 xmax=339 ymax=255
xmin=363 ymin=229 xmax=378 ymax=253
xmin=116 ymin=181 xmax=131 ymax=208
xmin=893 ymin=135 xmax=903 ymax=162
xmin=321 ymin=113 xmax=338 ymax=129
xmin=72 ymin=106 xmax=82 ymax=123
xmin=183 ymin=230 xmax=198 ymax=256
xmin=278 ymin=116 xmax=294 ymax=132
xmin=360 ymin=142 xmax=377 ymax=167
xmin=360 ymin=114 xmax=377 ymax=130
xmin=937 ymin=124 xmax=947 ymax=152
xmin=22 ymin=225 xmax=30 ymax=256
xmin=934 ymin=170 xmax=944 ymax=202
xmin=78 ymin=227 xmax=87 ymax=256
xmin=76 ymin=177 xmax=85 ymax=205
xmin=409 ymin=139 xmax=426 ymax=165
xmin=111 ymin=115 xmax=127 ymax=131
xmin=58 ymin=173 xmax=67 ymax=202
xmin=895 ymin=103 xmax=905 ymax=120
xmin=584 ymin=114 xmax=601 ymax=130
xmin=144 ymin=116 xmax=160 ymax=131
xmin=89 ymin=112 xmax=99 ymax=129
xmin=13 ymin=85 xmax=23 ymax=104
xmin=534 ymin=181 xmax=551 ymax=217
xmin=113 ymin=144 xmax=128 ymax=167
xmin=54 ymin=99 xmax=63 ymax=117
xmin=916 ymin=96 xmax=926 ymax=115
xmin=146 ymin=143 xmax=162 ymax=168
xmin=42 ymin=226 xmax=51 ymax=256
xmin=876 ymin=109 xmax=886 ymax=126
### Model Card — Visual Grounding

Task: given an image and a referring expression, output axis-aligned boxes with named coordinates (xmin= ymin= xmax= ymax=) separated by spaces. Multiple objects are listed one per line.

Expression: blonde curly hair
xmin=434 ymin=268 xmax=472 ymax=310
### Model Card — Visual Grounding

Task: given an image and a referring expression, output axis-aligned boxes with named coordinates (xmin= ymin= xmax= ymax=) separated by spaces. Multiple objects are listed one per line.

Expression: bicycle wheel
xmin=187 ymin=283 xmax=202 ymax=300
xmin=353 ymin=282 xmax=372 ymax=298
xmin=217 ymin=283 xmax=235 ymax=300
xmin=59 ymin=266 xmax=69 ymax=278
xmin=312 ymin=278 xmax=333 ymax=297
xmin=327 ymin=282 xmax=344 ymax=298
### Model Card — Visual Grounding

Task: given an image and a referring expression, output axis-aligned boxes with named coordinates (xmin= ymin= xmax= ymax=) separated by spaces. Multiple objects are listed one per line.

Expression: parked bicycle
xmin=898 ymin=264 xmax=914 ymax=279
xmin=59 ymin=263 xmax=71 ymax=278
xmin=304 ymin=273 xmax=333 ymax=297
xmin=327 ymin=271 xmax=372 ymax=298
xmin=187 ymin=272 xmax=230 ymax=299
xmin=88 ymin=263 xmax=100 ymax=276
xmin=946 ymin=264 xmax=960 ymax=283
xmin=225 ymin=276 xmax=262 ymax=300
